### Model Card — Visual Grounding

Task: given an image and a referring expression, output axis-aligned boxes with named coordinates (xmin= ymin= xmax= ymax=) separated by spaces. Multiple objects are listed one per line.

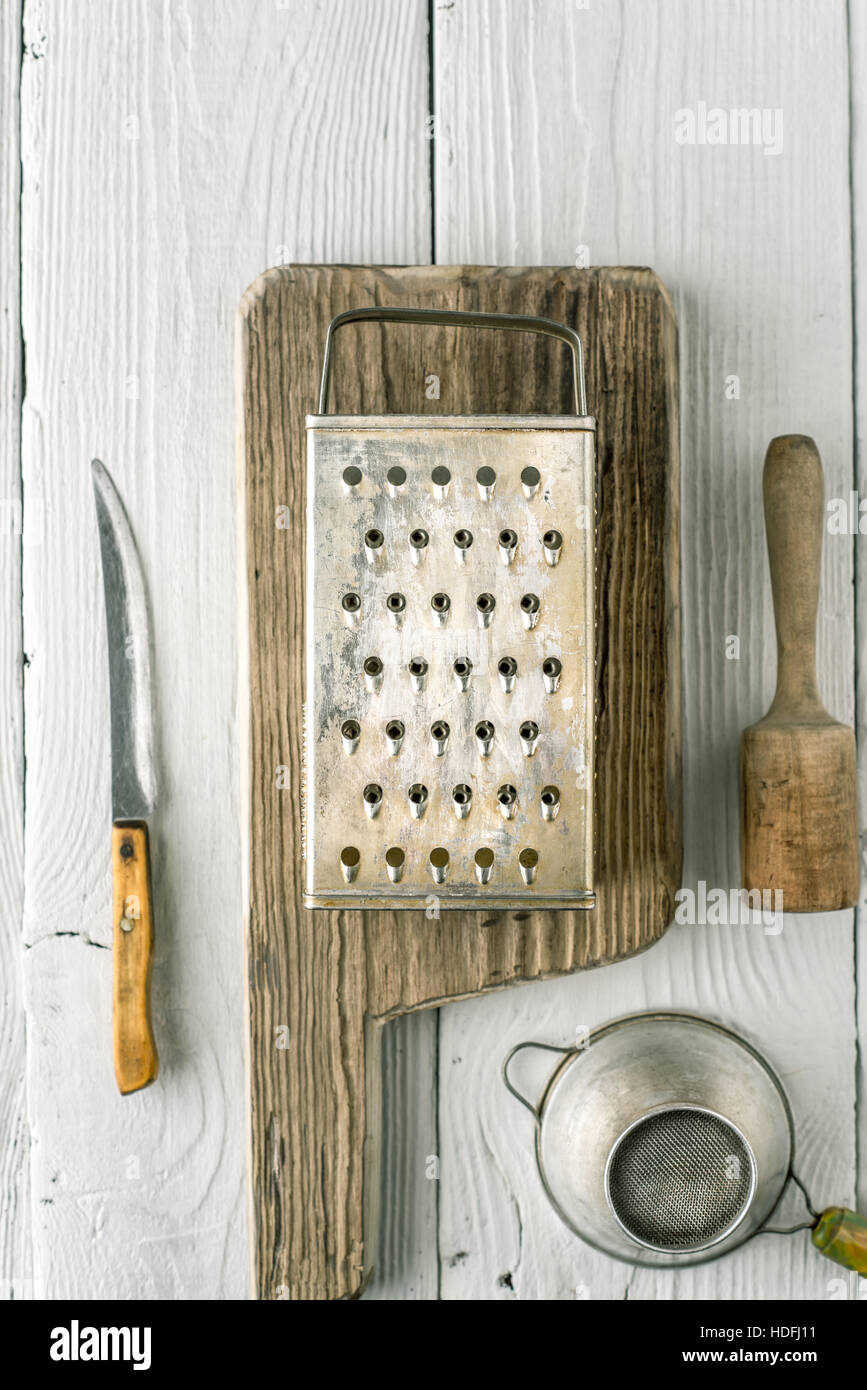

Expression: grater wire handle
xmin=318 ymin=306 xmax=588 ymax=416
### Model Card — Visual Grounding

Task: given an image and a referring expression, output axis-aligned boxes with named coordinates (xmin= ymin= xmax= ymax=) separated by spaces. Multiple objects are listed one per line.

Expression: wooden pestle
xmin=740 ymin=435 xmax=858 ymax=912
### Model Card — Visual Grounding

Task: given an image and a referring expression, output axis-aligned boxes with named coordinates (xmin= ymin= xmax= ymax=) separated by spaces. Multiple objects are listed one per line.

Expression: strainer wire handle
xmin=759 ymin=1167 xmax=820 ymax=1237
xmin=502 ymin=1040 xmax=573 ymax=1118
xmin=318 ymin=306 xmax=588 ymax=416
xmin=760 ymin=1168 xmax=867 ymax=1272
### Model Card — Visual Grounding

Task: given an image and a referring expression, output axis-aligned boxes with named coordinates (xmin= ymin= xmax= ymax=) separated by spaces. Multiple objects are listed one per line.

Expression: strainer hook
xmin=503 ymin=1040 xmax=573 ymax=1117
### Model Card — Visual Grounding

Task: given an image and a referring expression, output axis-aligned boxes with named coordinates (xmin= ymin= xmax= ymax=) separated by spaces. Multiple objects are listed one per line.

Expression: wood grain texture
xmin=112 ymin=823 xmax=158 ymax=1095
xmin=434 ymin=0 xmax=858 ymax=1299
xmin=15 ymin=0 xmax=429 ymax=1300
xmin=240 ymin=262 xmax=681 ymax=1297
xmin=0 ymin=0 xmax=30 ymax=1303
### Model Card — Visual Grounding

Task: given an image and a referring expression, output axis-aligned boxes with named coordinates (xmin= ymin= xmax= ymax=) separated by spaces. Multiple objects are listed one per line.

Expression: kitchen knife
xmin=92 ymin=459 xmax=159 ymax=1094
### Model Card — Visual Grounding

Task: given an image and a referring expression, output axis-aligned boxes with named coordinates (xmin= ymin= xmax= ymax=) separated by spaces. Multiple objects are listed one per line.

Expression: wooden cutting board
xmin=237 ymin=264 xmax=681 ymax=1299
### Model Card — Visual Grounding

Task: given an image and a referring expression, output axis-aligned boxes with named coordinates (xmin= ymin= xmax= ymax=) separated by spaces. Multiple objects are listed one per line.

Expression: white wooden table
xmin=1 ymin=0 xmax=864 ymax=1300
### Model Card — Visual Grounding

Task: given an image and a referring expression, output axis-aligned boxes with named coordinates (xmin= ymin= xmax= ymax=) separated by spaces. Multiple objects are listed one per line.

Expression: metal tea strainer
xmin=503 ymin=1012 xmax=867 ymax=1272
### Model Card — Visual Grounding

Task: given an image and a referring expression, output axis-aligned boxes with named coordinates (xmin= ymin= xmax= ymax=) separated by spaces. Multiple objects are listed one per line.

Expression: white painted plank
xmin=364 ymin=1013 xmax=440 ymax=1301
xmin=850 ymin=0 xmax=867 ymax=1222
xmin=435 ymin=0 xmax=856 ymax=1299
xmin=0 ymin=0 xmax=30 ymax=1303
xmin=20 ymin=0 xmax=433 ymax=1298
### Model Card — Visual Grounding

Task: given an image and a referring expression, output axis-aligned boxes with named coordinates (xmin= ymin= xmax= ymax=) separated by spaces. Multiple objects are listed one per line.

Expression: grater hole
xmin=476 ymin=720 xmax=494 ymax=739
xmin=543 ymin=658 xmax=561 ymax=676
xmin=341 ymin=719 xmax=360 ymax=740
xmin=498 ymin=785 xmax=517 ymax=805
xmin=386 ymin=720 xmax=404 ymax=740
xmin=475 ymin=848 xmax=494 ymax=868
xmin=387 ymin=592 xmax=406 ymax=612
xmin=499 ymin=657 xmax=517 ymax=676
xmin=518 ymin=848 xmax=539 ymax=883
xmin=476 ymin=593 xmax=495 ymax=613
xmin=409 ymin=784 xmax=428 ymax=804
xmin=365 ymin=528 xmax=383 ymax=549
xmin=340 ymin=846 xmax=360 ymax=867
xmin=431 ymin=592 xmax=450 ymax=612
xmin=431 ymin=465 xmax=451 ymax=487
xmin=454 ymin=528 xmax=473 ymax=548
xmin=521 ymin=593 xmax=540 ymax=612
xmin=454 ymin=658 xmax=471 ymax=676
xmin=543 ymin=529 xmax=562 ymax=548
xmin=363 ymin=784 xmax=382 ymax=805
xmin=606 ymin=1108 xmax=754 ymax=1252
xmin=520 ymin=720 xmax=539 ymax=740
xmin=476 ymin=466 xmax=496 ymax=489
xmin=541 ymin=787 xmax=558 ymax=805
xmin=499 ymin=528 xmax=517 ymax=548
xmin=410 ymin=528 xmax=429 ymax=548
xmin=409 ymin=658 xmax=428 ymax=676
xmin=386 ymin=465 xmax=406 ymax=489
xmin=364 ymin=656 xmax=383 ymax=676
xmin=452 ymin=784 xmax=472 ymax=805
xmin=342 ymin=592 xmax=361 ymax=612
xmin=429 ymin=846 xmax=449 ymax=882
xmin=385 ymin=846 xmax=405 ymax=868
xmin=521 ymin=465 xmax=541 ymax=489
xmin=432 ymin=722 xmax=449 ymax=740
xmin=343 ymin=466 xmax=362 ymax=488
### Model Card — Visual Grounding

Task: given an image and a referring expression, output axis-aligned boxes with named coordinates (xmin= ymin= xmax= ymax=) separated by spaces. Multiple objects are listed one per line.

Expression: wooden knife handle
xmin=763 ymin=434 xmax=825 ymax=718
xmin=112 ymin=821 xmax=158 ymax=1094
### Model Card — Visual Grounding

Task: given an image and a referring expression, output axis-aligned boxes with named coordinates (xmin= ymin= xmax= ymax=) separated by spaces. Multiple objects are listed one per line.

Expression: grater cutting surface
xmin=304 ymin=415 xmax=595 ymax=909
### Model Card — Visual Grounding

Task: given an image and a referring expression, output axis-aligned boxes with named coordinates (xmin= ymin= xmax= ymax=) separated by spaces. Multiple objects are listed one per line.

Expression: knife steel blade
xmin=92 ymin=459 xmax=157 ymax=821
xmin=92 ymin=459 xmax=159 ymax=1094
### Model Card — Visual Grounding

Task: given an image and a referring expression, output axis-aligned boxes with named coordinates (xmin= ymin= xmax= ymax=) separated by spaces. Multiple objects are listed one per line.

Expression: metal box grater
xmin=304 ymin=307 xmax=595 ymax=910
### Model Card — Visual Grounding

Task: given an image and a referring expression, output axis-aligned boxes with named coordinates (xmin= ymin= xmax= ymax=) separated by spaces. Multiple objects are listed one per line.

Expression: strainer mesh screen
xmin=607 ymin=1108 xmax=753 ymax=1250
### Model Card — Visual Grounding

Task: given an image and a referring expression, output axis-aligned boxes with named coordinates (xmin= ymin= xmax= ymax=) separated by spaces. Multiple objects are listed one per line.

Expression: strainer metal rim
xmin=602 ymin=1101 xmax=759 ymax=1256
xmin=535 ymin=1013 xmax=795 ymax=1137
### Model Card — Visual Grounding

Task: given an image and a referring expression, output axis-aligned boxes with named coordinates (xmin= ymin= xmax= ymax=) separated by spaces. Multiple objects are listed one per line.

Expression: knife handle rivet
xmin=120 ymin=841 xmax=134 ymax=860
xmin=120 ymin=917 xmax=135 ymax=933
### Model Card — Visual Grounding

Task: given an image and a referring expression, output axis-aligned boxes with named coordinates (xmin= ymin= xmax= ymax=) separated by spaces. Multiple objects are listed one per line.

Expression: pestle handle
xmin=763 ymin=435 xmax=825 ymax=720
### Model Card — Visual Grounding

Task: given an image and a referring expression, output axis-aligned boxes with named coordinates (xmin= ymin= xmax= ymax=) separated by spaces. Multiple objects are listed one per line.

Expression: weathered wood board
xmin=239 ymin=263 xmax=681 ymax=1298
